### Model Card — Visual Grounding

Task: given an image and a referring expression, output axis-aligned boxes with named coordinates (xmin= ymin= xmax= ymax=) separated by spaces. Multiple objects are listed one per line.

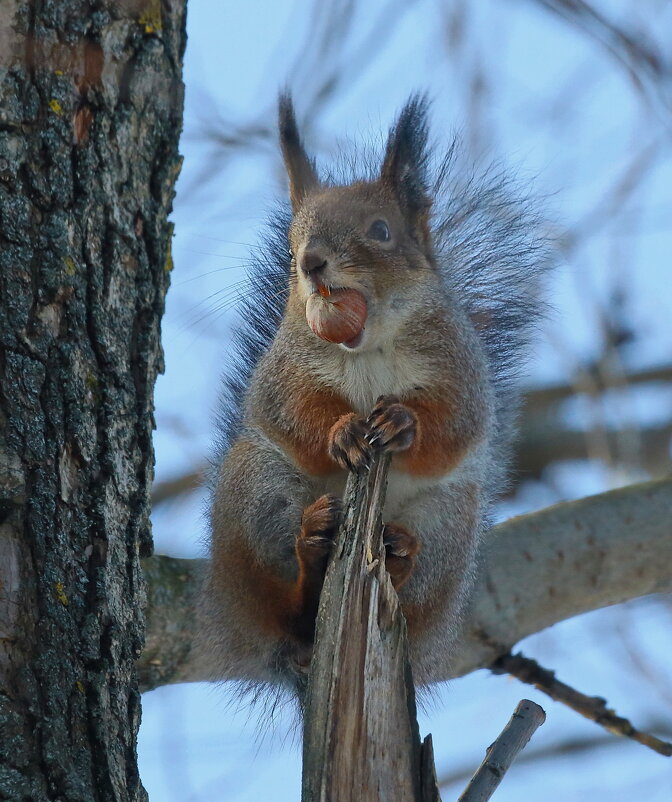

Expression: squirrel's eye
xmin=367 ymin=219 xmax=390 ymax=242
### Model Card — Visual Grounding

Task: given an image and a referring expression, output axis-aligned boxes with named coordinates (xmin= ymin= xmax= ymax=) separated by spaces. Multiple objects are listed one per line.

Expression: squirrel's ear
xmin=278 ymin=93 xmax=319 ymax=213
xmin=381 ymin=95 xmax=432 ymax=234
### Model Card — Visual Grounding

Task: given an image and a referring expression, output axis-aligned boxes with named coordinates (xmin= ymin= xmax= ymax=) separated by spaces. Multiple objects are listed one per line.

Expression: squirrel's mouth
xmin=305 ymin=287 xmax=368 ymax=346
xmin=341 ymin=329 xmax=365 ymax=350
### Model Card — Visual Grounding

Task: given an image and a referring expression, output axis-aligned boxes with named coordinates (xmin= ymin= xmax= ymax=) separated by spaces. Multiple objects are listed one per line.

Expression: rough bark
xmin=137 ymin=478 xmax=672 ymax=691
xmin=0 ymin=2 xmax=186 ymax=799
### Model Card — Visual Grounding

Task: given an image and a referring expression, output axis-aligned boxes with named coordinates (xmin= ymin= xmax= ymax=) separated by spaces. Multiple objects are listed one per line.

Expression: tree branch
xmin=452 ymin=477 xmax=672 ymax=678
xmin=138 ymin=478 xmax=672 ymax=691
xmin=457 ymin=700 xmax=546 ymax=802
xmin=513 ymin=422 xmax=672 ymax=483
xmin=491 ymin=653 xmax=672 ymax=757
xmin=522 ymin=365 xmax=672 ymax=414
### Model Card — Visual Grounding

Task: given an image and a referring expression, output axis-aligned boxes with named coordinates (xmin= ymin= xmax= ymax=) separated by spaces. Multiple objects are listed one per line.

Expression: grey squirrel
xmin=197 ymin=93 xmax=549 ymax=693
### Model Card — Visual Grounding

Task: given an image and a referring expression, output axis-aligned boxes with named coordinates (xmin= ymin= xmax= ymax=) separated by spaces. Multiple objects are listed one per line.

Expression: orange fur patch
xmin=212 ymin=528 xmax=292 ymax=638
xmin=264 ymin=389 xmax=353 ymax=476
xmin=392 ymin=396 xmax=471 ymax=478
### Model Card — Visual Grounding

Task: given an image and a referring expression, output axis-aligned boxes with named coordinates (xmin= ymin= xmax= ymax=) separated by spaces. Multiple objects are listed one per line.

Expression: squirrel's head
xmin=278 ymin=94 xmax=439 ymax=352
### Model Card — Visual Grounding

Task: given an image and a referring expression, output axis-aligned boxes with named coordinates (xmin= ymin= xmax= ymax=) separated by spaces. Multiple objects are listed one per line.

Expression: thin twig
xmin=151 ymin=468 xmax=203 ymax=506
xmin=439 ymin=720 xmax=672 ymax=789
xmin=492 ymin=652 xmax=672 ymax=757
xmin=457 ymin=699 xmax=546 ymax=802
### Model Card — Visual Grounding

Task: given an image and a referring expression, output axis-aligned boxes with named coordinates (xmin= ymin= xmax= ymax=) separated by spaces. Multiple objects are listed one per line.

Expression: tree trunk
xmin=0 ymin=2 xmax=186 ymax=799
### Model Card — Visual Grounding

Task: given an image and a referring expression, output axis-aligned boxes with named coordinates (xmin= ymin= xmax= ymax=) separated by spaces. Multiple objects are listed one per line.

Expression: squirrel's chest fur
xmin=307 ymin=344 xmax=454 ymax=516
xmin=312 ymin=343 xmax=434 ymax=414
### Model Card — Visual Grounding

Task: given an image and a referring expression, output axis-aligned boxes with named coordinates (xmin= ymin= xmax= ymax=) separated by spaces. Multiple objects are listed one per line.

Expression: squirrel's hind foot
xmin=289 ymin=494 xmax=342 ymax=644
xmin=383 ymin=522 xmax=420 ymax=589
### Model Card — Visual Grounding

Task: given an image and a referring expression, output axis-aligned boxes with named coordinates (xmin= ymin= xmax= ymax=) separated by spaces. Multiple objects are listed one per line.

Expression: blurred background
xmin=139 ymin=0 xmax=672 ymax=799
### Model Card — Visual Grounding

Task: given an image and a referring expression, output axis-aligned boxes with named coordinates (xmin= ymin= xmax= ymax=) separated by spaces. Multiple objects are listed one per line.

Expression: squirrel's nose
xmin=299 ymin=251 xmax=328 ymax=278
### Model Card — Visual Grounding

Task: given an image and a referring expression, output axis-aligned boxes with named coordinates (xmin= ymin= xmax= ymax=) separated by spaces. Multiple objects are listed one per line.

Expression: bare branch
xmin=491 ymin=653 xmax=672 ymax=757
xmin=514 ymin=421 xmax=672 ymax=483
xmin=453 ymin=477 xmax=672 ymax=678
xmin=151 ymin=469 xmax=203 ymax=507
xmin=457 ymin=699 xmax=546 ymax=802
xmin=522 ymin=364 xmax=672 ymax=413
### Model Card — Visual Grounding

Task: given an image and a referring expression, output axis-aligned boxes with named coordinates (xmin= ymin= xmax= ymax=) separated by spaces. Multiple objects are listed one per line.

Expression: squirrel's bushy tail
xmin=432 ymin=146 xmax=553 ymax=494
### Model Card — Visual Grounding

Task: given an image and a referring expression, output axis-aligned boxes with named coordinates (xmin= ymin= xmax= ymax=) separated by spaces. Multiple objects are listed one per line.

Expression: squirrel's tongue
xmin=305 ymin=288 xmax=367 ymax=345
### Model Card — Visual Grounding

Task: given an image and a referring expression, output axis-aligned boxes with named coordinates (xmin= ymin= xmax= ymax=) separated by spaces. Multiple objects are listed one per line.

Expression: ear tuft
xmin=278 ymin=92 xmax=319 ymax=213
xmin=380 ymin=94 xmax=431 ymax=220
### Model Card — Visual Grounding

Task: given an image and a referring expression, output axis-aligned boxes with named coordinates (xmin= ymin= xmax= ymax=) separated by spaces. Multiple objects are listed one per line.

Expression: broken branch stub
xmin=301 ymin=454 xmax=440 ymax=802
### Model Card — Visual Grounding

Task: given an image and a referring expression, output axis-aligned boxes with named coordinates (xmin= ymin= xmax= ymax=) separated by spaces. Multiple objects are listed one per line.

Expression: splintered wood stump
xmin=301 ymin=455 xmax=440 ymax=802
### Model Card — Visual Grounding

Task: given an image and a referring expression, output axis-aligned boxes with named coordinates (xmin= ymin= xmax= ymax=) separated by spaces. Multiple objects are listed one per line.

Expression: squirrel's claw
xmin=300 ymin=493 xmax=343 ymax=545
xmin=382 ymin=523 xmax=420 ymax=589
xmin=327 ymin=412 xmax=372 ymax=472
xmin=366 ymin=395 xmax=417 ymax=454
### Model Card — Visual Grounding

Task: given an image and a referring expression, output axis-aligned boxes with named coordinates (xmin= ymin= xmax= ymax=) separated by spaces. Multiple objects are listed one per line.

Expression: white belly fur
xmin=312 ymin=345 xmax=460 ymax=517
xmin=312 ymin=345 xmax=434 ymax=415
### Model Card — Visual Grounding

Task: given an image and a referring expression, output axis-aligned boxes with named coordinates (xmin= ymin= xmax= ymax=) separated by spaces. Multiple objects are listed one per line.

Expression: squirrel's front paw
xmin=383 ymin=523 xmax=420 ymax=589
xmin=328 ymin=413 xmax=372 ymax=471
xmin=366 ymin=395 xmax=417 ymax=453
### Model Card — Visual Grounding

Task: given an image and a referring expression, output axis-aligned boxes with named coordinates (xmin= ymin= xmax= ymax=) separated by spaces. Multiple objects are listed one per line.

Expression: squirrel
xmin=197 ymin=93 xmax=549 ymax=695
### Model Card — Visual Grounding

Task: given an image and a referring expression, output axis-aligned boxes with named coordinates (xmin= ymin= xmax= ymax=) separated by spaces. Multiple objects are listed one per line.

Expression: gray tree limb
xmin=452 ymin=476 xmax=672 ymax=678
xmin=138 ymin=478 xmax=672 ymax=692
